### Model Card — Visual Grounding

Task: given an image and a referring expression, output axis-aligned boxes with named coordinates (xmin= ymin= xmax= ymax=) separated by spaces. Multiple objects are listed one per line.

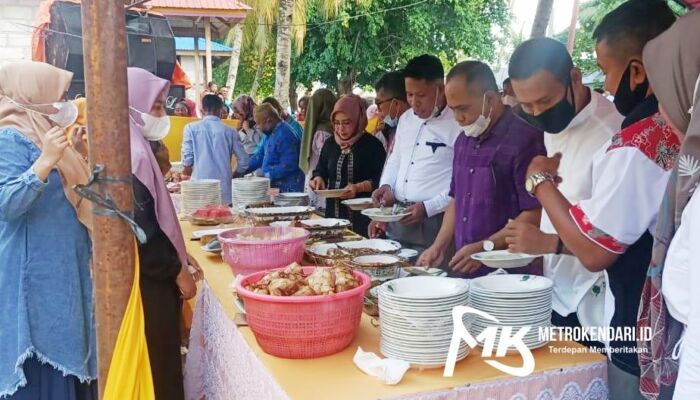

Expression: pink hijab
xmin=127 ymin=68 xmax=187 ymax=268
xmin=331 ymin=94 xmax=368 ymax=149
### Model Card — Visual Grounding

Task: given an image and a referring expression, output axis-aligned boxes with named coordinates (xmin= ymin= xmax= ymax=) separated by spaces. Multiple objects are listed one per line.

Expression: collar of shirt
xmin=622 ymin=95 xmax=658 ymax=128
xmin=203 ymin=115 xmax=221 ymax=122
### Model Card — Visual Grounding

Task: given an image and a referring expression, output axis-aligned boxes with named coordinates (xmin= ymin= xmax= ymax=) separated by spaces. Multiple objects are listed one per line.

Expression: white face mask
xmin=6 ymin=98 xmax=78 ymax=128
xmin=383 ymin=99 xmax=398 ymax=128
xmin=130 ymin=107 xmax=171 ymax=141
xmin=461 ymin=94 xmax=492 ymax=138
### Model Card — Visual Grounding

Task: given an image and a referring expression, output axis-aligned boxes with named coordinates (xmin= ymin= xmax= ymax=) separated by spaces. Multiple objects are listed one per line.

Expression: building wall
xmin=0 ymin=0 xmax=43 ymax=66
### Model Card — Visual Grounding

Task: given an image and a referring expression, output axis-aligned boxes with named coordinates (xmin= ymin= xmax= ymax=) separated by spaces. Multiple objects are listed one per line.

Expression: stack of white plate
xmin=378 ymin=276 xmax=471 ymax=368
xmin=274 ymin=192 xmax=309 ymax=207
xmin=181 ymin=179 xmax=221 ymax=215
xmin=231 ymin=177 xmax=270 ymax=208
xmin=468 ymin=274 xmax=553 ymax=351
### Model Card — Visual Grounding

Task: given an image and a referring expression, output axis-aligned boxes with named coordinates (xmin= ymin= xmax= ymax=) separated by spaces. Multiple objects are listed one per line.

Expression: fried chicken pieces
xmin=244 ymin=262 xmax=360 ymax=296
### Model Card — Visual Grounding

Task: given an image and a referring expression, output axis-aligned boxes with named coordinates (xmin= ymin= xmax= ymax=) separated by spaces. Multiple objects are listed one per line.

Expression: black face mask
xmin=516 ymin=81 xmax=576 ymax=134
xmin=613 ymin=61 xmax=649 ymax=117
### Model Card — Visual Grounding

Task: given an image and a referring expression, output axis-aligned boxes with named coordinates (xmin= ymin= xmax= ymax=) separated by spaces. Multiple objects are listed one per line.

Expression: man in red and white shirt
xmin=518 ymin=2 xmax=678 ymax=399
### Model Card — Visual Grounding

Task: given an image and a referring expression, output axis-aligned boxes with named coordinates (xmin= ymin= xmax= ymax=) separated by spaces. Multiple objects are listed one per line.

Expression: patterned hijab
xmin=638 ymin=9 xmax=700 ymax=399
xmin=300 ymin=88 xmax=336 ymax=171
xmin=331 ymin=94 xmax=368 ymax=149
xmin=233 ymin=95 xmax=256 ymax=126
xmin=127 ymin=68 xmax=187 ymax=269
xmin=0 ymin=62 xmax=92 ymax=229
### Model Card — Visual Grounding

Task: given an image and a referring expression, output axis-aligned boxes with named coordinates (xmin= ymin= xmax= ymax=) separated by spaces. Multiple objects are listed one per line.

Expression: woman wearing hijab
xmin=232 ymin=95 xmax=263 ymax=156
xmin=309 ymin=94 xmax=386 ymax=234
xmin=300 ymin=89 xmax=336 ymax=207
xmin=637 ymin=10 xmax=700 ymax=399
xmin=127 ymin=67 xmax=200 ymax=400
xmin=0 ymin=62 xmax=96 ymax=399
xmin=262 ymin=96 xmax=303 ymax=140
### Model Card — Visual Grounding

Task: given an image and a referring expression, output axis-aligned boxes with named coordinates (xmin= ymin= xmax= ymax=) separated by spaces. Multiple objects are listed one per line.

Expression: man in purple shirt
xmin=418 ymin=61 xmax=546 ymax=277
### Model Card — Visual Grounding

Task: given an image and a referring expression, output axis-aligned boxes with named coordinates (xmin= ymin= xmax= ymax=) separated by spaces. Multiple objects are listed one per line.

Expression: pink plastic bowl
xmin=236 ymin=266 xmax=370 ymax=358
xmin=218 ymin=226 xmax=310 ymax=276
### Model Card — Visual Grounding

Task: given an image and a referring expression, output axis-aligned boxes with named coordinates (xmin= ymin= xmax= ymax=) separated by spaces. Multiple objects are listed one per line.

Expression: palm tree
xmin=228 ymin=0 xmax=353 ymax=108
xmin=530 ymin=0 xmax=554 ymax=38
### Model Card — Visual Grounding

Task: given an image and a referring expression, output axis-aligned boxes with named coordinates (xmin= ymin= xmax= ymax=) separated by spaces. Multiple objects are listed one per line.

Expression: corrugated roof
xmin=175 ymin=37 xmax=233 ymax=52
xmin=148 ymin=0 xmax=251 ymax=11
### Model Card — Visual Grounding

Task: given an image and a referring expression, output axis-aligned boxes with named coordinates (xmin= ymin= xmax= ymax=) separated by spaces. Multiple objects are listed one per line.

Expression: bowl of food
xmin=190 ymin=205 xmax=235 ymax=226
xmin=361 ymin=206 xmax=410 ymax=222
xmin=350 ymin=254 xmax=403 ymax=282
xmin=470 ymin=250 xmax=538 ymax=269
xmin=218 ymin=226 xmax=310 ymax=275
xmin=236 ymin=263 xmax=370 ymax=358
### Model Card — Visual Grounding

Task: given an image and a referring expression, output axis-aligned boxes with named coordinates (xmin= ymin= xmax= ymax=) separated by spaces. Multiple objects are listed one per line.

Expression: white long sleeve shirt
xmin=379 ymin=107 xmax=461 ymax=217
xmin=662 ymin=188 xmax=700 ymax=399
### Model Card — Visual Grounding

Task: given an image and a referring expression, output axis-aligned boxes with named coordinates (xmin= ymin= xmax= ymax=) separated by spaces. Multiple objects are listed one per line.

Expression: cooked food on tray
xmin=244 ymin=263 xmax=360 ymax=296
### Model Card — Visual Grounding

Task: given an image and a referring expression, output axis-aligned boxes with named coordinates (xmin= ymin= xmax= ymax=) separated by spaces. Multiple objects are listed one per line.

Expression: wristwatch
xmin=526 ymin=172 xmax=554 ymax=197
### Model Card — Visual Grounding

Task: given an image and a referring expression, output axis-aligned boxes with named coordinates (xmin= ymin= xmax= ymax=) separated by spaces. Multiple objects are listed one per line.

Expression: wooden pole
xmin=566 ymin=0 xmax=580 ymax=54
xmin=80 ymin=0 xmax=134 ymax=396
xmin=205 ymin=20 xmax=213 ymax=84
xmin=193 ymin=19 xmax=202 ymax=115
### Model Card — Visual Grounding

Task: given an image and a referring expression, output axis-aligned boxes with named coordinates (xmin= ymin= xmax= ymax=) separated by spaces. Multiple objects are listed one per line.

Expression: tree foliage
xmin=291 ymin=0 xmax=509 ymax=90
xmin=213 ymin=44 xmax=277 ymax=98
xmin=555 ymin=0 xmax=686 ymax=78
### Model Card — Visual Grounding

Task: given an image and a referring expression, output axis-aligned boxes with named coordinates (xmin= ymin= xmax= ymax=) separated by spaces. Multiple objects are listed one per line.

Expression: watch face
xmin=526 ymin=177 xmax=534 ymax=193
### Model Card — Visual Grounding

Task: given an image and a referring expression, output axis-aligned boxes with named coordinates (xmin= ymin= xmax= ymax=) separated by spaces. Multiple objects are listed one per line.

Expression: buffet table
xmin=180 ymin=220 xmax=609 ymax=400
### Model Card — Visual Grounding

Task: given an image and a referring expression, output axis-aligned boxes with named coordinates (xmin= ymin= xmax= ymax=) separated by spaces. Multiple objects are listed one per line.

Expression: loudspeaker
xmin=46 ymin=1 xmax=176 ymax=98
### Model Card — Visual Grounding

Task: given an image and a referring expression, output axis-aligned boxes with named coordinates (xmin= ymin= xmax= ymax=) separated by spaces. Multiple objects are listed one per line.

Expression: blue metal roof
xmin=175 ymin=37 xmax=232 ymax=52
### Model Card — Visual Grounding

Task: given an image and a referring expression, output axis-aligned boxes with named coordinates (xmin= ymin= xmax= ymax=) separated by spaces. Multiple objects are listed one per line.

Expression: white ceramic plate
xmin=341 ymin=198 xmax=374 ymax=211
xmin=470 ymin=274 xmax=553 ymax=294
xmin=245 ymin=206 xmax=314 ymax=215
xmin=471 ymin=250 xmax=538 ymax=269
xmin=192 ymin=227 xmax=234 ymax=239
xmin=300 ymin=218 xmax=351 ymax=229
xmin=397 ymin=249 xmax=419 ymax=259
xmin=380 ymin=276 xmax=469 ymax=300
xmin=361 ymin=208 xmax=411 ymax=223
xmin=313 ymin=189 xmax=348 ymax=198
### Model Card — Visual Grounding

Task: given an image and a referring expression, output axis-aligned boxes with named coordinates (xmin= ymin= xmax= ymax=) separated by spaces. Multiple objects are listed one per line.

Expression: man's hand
xmin=504 ymin=220 xmax=558 ymax=255
xmin=371 ymin=184 xmax=396 ymax=207
xmin=417 ymin=245 xmax=445 ymax=267
xmin=526 ymin=153 xmax=562 ymax=181
xmin=449 ymin=242 xmax=484 ymax=274
xmin=309 ymin=176 xmax=326 ymax=190
xmin=400 ymin=202 xmax=427 ymax=225
xmin=368 ymin=220 xmax=387 ymax=238
xmin=340 ymin=183 xmax=358 ymax=200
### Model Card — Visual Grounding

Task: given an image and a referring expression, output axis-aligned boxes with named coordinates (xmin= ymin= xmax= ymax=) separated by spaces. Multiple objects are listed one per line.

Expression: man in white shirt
xmin=503 ymin=37 xmax=623 ymax=338
xmin=509 ymin=3 xmax=677 ymax=398
xmin=370 ymin=54 xmax=462 ymax=254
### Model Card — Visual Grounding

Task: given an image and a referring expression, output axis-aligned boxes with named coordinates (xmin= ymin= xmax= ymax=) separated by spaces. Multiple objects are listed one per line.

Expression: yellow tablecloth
xmin=181 ymin=220 xmax=608 ymax=400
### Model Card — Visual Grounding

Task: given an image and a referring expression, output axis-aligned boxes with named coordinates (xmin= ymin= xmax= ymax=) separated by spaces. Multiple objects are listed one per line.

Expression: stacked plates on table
xmin=181 ymin=179 xmax=221 ymax=215
xmin=468 ymin=274 xmax=553 ymax=351
xmin=231 ymin=177 xmax=270 ymax=209
xmin=378 ymin=276 xmax=471 ymax=368
xmin=274 ymin=192 xmax=309 ymax=207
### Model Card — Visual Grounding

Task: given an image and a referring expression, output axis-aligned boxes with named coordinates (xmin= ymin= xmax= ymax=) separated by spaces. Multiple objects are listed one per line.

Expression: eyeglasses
xmin=375 ymin=97 xmax=397 ymax=107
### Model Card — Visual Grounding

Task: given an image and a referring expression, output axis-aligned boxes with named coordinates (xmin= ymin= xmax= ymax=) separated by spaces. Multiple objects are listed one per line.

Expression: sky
xmin=510 ymin=0 xmax=584 ymax=37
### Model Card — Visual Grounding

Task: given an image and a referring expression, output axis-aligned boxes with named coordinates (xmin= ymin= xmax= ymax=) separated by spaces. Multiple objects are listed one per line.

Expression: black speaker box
xmin=45 ymin=1 xmax=176 ymax=98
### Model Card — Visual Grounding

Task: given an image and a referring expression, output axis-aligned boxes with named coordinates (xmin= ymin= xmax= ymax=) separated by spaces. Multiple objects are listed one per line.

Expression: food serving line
xmin=176 ymin=177 xmax=609 ymax=400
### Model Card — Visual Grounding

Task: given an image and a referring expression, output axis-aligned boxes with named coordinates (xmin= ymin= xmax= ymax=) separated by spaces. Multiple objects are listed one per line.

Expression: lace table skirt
xmin=184 ymin=283 xmax=608 ymax=400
